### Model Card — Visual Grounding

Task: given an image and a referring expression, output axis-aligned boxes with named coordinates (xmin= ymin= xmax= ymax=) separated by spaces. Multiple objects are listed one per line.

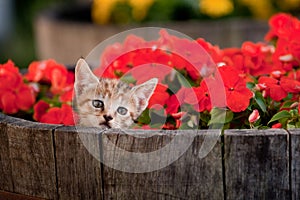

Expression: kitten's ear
xmin=130 ymin=78 xmax=158 ymax=115
xmin=74 ymin=58 xmax=99 ymax=95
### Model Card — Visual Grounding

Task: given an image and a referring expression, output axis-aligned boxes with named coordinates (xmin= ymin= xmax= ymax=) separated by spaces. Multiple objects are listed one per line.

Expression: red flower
xmin=165 ymin=94 xmax=180 ymax=114
xmin=280 ymin=77 xmax=300 ymax=93
xmin=0 ymin=60 xmax=35 ymax=114
xmin=44 ymin=60 xmax=69 ymax=94
xmin=0 ymin=88 xmax=34 ymax=114
xmin=272 ymin=37 xmax=299 ymax=72
xmin=193 ymin=81 xmax=212 ymax=112
xmin=222 ymin=42 xmax=275 ymax=76
xmin=265 ymin=13 xmax=298 ymax=41
xmin=165 ymin=87 xmax=200 ymax=114
xmin=59 ymin=87 xmax=74 ymax=103
xmin=258 ymin=76 xmax=300 ymax=101
xmin=287 ymin=69 xmax=300 ymax=81
xmin=0 ymin=60 xmax=22 ymax=90
xmin=33 ymin=100 xmax=50 ymax=121
xmin=160 ymin=29 xmax=215 ymax=80
xmin=222 ymin=48 xmax=244 ymax=71
xmin=197 ymin=38 xmax=223 ymax=63
xmin=219 ymin=66 xmax=253 ymax=112
xmin=148 ymin=84 xmax=169 ymax=109
xmin=25 ymin=61 xmax=46 ymax=82
xmin=241 ymin=42 xmax=274 ymax=75
xmin=130 ymin=49 xmax=172 ymax=84
xmin=264 ymin=13 xmax=300 ymax=71
xmin=25 ymin=59 xmax=70 ymax=95
xmin=39 ymin=104 xmax=75 ymax=125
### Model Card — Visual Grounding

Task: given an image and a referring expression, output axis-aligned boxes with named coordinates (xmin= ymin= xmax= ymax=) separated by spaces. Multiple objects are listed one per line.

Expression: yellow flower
xmin=92 ymin=0 xmax=124 ymax=24
xmin=238 ymin=0 xmax=273 ymax=19
xmin=92 ymin=0 xmax=154 ymax=24
xmin=129 ymin=0 xmax=155 ymax=21
xmin=199 ymin=0 xmax=234 ymax=18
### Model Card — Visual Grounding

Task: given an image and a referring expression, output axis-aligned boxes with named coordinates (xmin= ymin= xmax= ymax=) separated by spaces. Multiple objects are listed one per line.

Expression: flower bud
xmin=256 ymin=83 xmax=267 ymax=90
xmin=272 ymin=123 xmax=282 ymax=129
xmin=171 ymin=111 xmax=186 ymax=119
xmin=249 ymin=109 xmax=260 ymax=123
xmin=290 ymin=102 xmax=299 ymax=109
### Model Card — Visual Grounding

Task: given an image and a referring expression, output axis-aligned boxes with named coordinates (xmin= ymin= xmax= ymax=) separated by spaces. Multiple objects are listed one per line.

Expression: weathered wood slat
xmin=2 ymin=113 xmax=300 ymax=199
xmin=0 ymin=114 xmax=59 ymax=199
xmin=0 ymin=114 xmax=14 ymax=191
xmin=101 ymin=129 xmax=223 ymax=199
xmin=290 ymin=129 xmax=300 ymax=200
xmin=4 ymin=115 xmax=59 ymax=200
xmin=0 ymin=190 xmax=46 ymax=200
xmin=54 ymin=126 xmax=103 ymax=200
xmin=224 ymin=129 xmax=290 ymax=200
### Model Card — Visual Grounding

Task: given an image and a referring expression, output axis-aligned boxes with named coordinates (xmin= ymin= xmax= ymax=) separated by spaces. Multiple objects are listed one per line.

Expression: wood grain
xmin=2 ymin=113 xmax=300 ymax=199
xmin=290 ymin=129 xmax=300 ymax=200
xmin=101 ymin=129 xmax=224 ymax=199
xmin=0 ymin=113 xmax=14 ymax=191
xmin=54 ymin=126 xmax=103 ymax=200
xmin=5 ymin=116 xmax=59 ymax=199
xmin=0 ymin=190 xmax=46 ymax=200
xmin=224 ymin=129 xmax=290 ymax=200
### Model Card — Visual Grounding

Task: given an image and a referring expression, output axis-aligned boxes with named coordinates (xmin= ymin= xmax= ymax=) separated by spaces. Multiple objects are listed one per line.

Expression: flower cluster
xmin=0 ymin=60 xmax=35 ymax=114
xmin=0 ymin=59 xmax=75 ymax=125
xmin=91 ymin=0 xmax=300 ymax=24
xmin=92 ymin=0 xmax=155 ymax=24
xmin=94 ymin=13 xmax=300 ymax=129
xmin=0 ymin=12 xmax=300 ymax=129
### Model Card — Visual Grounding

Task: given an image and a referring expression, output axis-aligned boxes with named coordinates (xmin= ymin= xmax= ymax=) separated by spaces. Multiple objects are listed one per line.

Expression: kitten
xmin=74 ymin=58 xmax=158 ymax=129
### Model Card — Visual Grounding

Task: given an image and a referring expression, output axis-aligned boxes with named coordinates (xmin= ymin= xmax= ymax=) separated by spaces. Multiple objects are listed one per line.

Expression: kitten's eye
xmin=92 ymin=100 xmax=104 ymax=109
xmin=117 ymin=107 xmax=128 ymax=115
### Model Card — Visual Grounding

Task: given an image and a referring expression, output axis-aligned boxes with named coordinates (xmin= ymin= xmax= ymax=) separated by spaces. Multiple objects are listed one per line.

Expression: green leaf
xmin=254 ymin=92 xmax=267 ymax=113
xmin=138 ymin=109 xmax=151 ymax=124
xmin=296 ymin=122 xmax=300 ymax=128
xmin=176 ymin=73 xmax=192 ymax=88
xmin=120 ymin=74 xmax=136 ymax=84
xmin=246 ymin=82 xmax=256 ymax=89
xmin=200 ymin=112 xmax=210 ymax=123
xmin=280 ymin=101 xmax=294 ymax=109
xmin=208 ymin=108 xmax=233 ymax=125
xmin=287 ymin=123 xmax=296 ymax=129
xmin=268 ymin=110 xmax=292 ymax=125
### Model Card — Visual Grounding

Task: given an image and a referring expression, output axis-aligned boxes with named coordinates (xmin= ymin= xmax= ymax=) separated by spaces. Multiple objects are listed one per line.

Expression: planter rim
xmin=1 ymin=113 xmax=298 ymax=132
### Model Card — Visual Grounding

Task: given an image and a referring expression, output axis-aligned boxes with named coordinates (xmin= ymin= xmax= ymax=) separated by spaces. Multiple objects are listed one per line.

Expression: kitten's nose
xmin=103 ymin=115 xmax=113 ymax=122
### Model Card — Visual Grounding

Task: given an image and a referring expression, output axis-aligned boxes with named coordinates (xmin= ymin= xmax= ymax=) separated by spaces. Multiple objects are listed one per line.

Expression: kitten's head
xmin=74 ymin=58 xmax=158 ymax=129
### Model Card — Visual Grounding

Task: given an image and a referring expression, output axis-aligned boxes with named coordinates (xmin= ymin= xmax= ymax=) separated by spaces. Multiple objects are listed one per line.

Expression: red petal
xmin=40 ymin=107 xmax=63 ymax=124
xmin=227 ymin=90 xmax=252 ymax=112
xmin=33 ymin=100 xmax=50 ymax=121
xmin=1 ymin=91 xmax=18 ymax=114
xmin=17 ymin=85 xmax=35 ymax=111
xmin=61 ymin=104 xmax=75 ymax=125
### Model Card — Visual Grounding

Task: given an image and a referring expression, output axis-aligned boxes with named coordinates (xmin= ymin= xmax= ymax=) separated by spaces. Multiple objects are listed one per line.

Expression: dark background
xmin=0 ymin=0 xmax=74 ymax=68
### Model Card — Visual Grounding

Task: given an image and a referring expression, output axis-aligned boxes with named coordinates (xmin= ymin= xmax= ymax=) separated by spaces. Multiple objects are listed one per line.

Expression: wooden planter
xmin=34 ymin=4 xmax=269 ymax=65
xmin=1 ymin=112 xmax=300 ymax=199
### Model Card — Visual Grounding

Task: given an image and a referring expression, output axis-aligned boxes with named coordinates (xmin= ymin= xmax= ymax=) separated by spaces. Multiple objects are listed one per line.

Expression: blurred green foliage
xmin=0 ymin=0 xmax=74 ymax=68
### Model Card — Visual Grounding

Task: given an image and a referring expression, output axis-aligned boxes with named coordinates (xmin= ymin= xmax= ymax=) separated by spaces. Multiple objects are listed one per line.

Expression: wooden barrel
xmin=0 ymin=113 xmax=299 ymax=199
xmin=34 ymin=4 xmax=269 ymax=65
